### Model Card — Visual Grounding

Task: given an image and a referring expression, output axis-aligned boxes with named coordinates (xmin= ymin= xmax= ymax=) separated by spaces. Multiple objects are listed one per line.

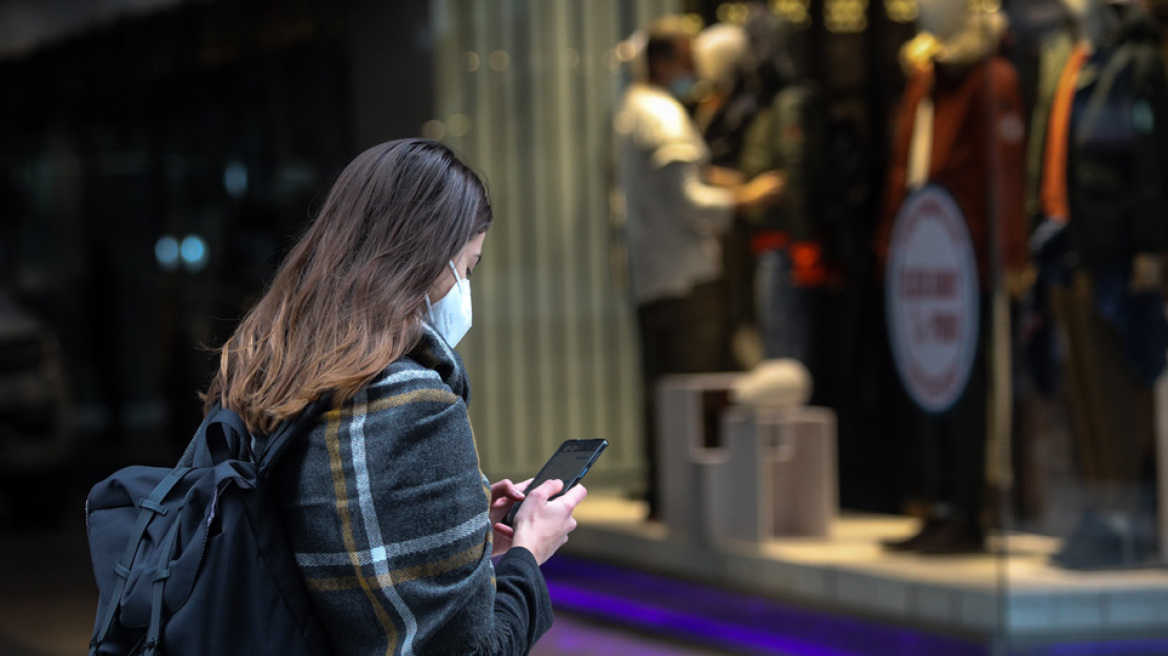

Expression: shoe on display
xmin=1051 ymin=511 xmax=1154 ymax=570
xmin=912 ymin=517 xmax=985 ymax=555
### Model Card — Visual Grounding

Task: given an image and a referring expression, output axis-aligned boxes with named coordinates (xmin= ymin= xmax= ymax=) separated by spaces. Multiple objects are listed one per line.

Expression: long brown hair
xmin=205 ymin=138 xmax=492 ymax=434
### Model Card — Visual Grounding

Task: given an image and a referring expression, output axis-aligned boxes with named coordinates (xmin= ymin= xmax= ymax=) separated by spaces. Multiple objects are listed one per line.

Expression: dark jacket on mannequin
xmin=1060 ymin=5 xmax=1168 ymax=272
xmin=740 ymin=84 xmax=824 ymax=245
xmin=738 ymin=12 xmax=827 ymax=272
xmin=1027 ymin=4 xmax=1168 ymax=386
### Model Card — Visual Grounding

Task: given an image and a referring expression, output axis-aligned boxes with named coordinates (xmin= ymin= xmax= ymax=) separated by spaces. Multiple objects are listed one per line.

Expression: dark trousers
xmin=636 ymin=280 xmax=731 ymax=516
xmin=911 ymin=295 xmax=991 ymax=519
xmin=1051 ymin=272 xmax=1154 ymax=512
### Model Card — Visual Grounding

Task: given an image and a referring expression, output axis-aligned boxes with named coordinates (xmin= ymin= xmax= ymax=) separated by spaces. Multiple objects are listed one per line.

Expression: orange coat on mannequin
xmin=878 ymin=19 xmax=1028 ymax=284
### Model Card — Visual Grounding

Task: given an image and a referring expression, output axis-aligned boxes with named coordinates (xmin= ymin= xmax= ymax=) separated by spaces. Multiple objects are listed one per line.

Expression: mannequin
xmin=737 ymin=10 xmax=828 ymax=370
xmin=877 ymin=0 xmax=1027 ymax=553
xmin=693 ymin=23 xmax=752 ymax=136
xmin=1029 ymin=0 xmax=1168 ymax=568
xmin=692 ymin=22 xmax=766 ymax=370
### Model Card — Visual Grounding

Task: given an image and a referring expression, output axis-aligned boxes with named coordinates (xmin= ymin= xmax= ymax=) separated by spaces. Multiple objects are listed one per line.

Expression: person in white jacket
xmin=615 ymin=15 xmax=783 ymax=518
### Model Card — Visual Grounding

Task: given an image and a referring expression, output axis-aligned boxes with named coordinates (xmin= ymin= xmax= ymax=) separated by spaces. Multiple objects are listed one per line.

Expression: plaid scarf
xmin=188 ymin=324 xmax=553 ymax=655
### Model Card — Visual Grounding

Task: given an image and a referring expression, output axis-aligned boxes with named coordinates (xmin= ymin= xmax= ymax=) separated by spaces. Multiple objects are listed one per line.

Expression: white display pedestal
xmin=657 ymin=373 xmax=838 ymax=544
xmin=708 ymin=405 xmax=838 ymax=542
xmin=656 ymin=373 xmax=741 ymax=542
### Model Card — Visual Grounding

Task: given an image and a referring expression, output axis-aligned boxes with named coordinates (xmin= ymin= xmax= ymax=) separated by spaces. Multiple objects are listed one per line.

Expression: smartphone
xmin=502 ymin=439 xmax=607 ymax=527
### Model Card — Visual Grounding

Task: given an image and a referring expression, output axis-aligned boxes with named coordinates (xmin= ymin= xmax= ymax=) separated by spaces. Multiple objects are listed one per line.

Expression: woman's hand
xmin=489 ymin=478 xmax=529 ymax=556
xmin=509 ymin=479 xmax=588 ymax=565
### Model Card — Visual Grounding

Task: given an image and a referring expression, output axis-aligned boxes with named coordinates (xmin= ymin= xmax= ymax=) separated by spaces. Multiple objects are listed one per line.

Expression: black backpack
xmin=85 ymin=401 xmax=333 ymax=656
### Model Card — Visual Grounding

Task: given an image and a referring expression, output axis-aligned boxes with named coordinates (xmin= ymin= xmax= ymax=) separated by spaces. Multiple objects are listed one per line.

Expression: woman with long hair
xmin=200 ymin=138 xmax=582 ymax=654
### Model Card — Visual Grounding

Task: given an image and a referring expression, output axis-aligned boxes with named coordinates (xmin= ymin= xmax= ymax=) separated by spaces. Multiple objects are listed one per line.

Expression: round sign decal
xmin=885 ymin=185 xmax=979 ymax=414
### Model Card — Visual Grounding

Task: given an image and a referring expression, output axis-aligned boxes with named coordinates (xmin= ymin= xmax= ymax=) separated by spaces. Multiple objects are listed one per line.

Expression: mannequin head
xmin=1062 ymin=0 xmax=1115 ymax=43
xmin=1063 ymin=0 xmax=1097 ymax=23
xmin=693 ymin=23 xmax=749 ymax=98
xmin=916 ymin=0 xmax=970 ymax=40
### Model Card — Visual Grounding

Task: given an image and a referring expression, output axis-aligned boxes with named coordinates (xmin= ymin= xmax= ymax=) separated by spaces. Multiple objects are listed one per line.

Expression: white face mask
xmin=426 ymin=261 xmax=472 ymax=347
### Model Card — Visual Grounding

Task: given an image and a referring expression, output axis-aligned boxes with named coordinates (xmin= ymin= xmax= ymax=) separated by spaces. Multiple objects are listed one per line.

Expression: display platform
xmin=560 ymin=493 xmax=1168 ymax=649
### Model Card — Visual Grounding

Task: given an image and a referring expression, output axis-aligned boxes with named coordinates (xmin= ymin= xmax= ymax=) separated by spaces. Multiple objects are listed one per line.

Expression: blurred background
xmin=5 ymin=0 xmax=1168 ymax=654
xmin=0 ymin=0 xmax=905 ymax=531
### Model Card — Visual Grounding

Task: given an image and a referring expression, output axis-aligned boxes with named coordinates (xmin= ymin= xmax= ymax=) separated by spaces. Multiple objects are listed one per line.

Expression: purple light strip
xmin=543 ymin=555 xmax=1168 ymax=656
xmin=547 ymin=579 xmax=859 ymax=656
xmin=542 ymin=555 xmax=983 ymax=656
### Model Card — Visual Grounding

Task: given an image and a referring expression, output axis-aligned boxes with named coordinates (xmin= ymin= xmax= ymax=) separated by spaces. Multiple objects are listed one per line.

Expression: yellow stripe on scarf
xmin=335 ymin=388 xmax=459 ymax=419
xmin=323 ymin=406 xmax=399 ymax=655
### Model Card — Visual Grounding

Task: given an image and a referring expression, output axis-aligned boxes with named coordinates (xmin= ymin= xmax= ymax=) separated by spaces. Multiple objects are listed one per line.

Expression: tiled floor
xmin=533 ymin=615 xmax=736 ymax=656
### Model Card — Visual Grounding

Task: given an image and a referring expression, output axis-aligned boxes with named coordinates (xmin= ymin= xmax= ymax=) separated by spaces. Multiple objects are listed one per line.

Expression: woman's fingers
xmin=555 ymin=483 xmax=588 ymax=510
xmin=526 ymin=478 xmax=565 ymax=502
xmin=490 ymin=478 xmax=527 ymax=503
xmin=505 ymin=480 xmax=527 ymax=500
xmin=508 ymin=479 xmax=589 ymax=564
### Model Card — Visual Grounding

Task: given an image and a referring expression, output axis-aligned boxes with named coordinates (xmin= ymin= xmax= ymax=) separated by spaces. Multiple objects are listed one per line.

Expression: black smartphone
xmin=502 ymin=439 xmax=607 ymax=527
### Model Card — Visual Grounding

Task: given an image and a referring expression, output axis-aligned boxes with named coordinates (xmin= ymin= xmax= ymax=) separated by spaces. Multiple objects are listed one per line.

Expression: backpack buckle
xmin=138 ymin=499 xmax=167 ymax=515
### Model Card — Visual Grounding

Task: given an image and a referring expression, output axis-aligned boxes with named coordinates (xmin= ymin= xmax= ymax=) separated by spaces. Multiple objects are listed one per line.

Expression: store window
xmin=429 ymin=0 xmax=1168 ymax=653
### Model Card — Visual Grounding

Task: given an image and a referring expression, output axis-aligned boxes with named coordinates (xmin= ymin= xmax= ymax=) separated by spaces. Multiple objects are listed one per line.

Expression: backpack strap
xmin=142 ymin=507 xmax=184 ymax=656
xmin=89 ymin=466 xmax=193 ymax=656
xmin=188 ymin=397 xmax=331 ymax=474
xmin=192 ymin=405 xmax=253 ymax=468
xmin=254 ymin=396 xmax=333 ymax=475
